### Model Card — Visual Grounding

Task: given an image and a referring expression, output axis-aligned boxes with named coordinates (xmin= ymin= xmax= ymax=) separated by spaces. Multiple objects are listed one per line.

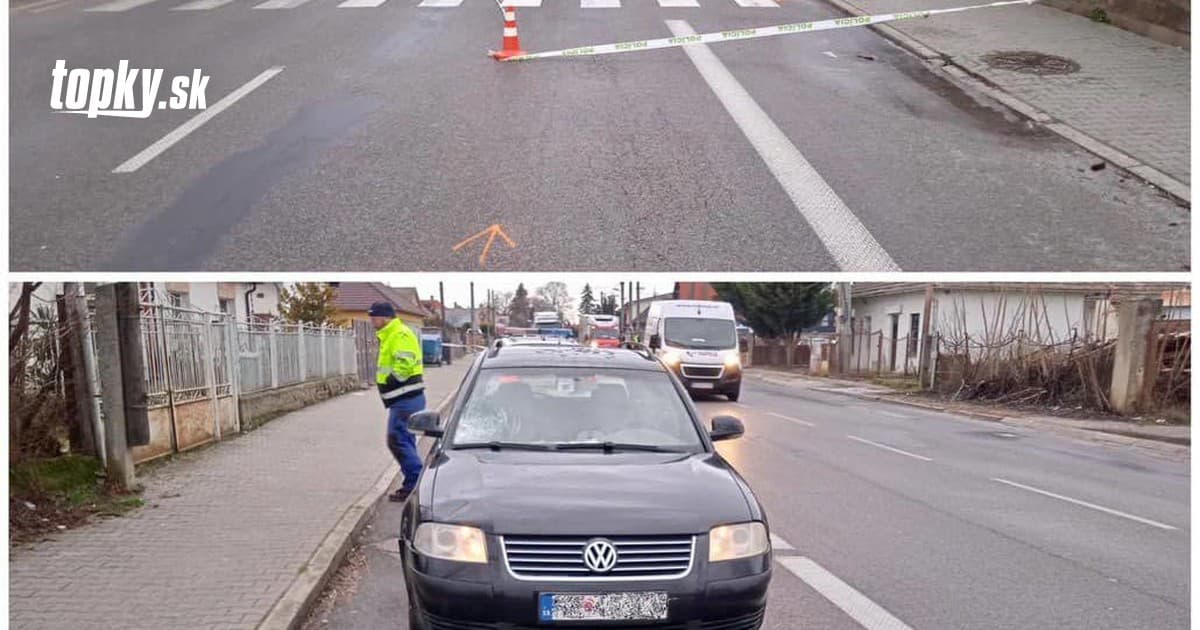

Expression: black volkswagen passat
xmin=400 ymin=343 xmax=771 ymax=630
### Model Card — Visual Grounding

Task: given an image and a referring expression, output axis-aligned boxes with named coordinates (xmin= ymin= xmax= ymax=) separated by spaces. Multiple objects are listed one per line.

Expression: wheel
xmin=725 ymin=388 xmax=740 ymax=402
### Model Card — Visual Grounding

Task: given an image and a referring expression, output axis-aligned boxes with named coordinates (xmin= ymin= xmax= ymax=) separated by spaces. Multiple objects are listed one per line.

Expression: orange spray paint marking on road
xmin=453 ymin=224 xmax=517 ymax=266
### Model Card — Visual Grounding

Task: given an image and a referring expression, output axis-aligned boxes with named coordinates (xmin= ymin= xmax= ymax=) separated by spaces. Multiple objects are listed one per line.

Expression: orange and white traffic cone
xmin=489 ymin=6 xmax=527 ymax=60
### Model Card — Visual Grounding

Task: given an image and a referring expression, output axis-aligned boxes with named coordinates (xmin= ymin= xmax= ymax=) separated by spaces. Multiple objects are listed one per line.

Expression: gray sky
xmin=397 ymin=275 xmax=675 ymax=322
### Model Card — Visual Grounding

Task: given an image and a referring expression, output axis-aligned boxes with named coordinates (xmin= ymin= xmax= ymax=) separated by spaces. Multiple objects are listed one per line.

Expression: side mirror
xmin=408 ymin=410 xmax=445 ymax=437
xmin=709 ymin=416 xmax=744 ymax=442
xmin=648 ymin=334 xmax=661 ymax=350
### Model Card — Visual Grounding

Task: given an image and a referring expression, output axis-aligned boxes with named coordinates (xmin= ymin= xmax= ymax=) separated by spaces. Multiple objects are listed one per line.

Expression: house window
xmin=907 ymin=313 xmax=920 ymax=357
xmin=218 ymin=298 xmax=235 ymax=316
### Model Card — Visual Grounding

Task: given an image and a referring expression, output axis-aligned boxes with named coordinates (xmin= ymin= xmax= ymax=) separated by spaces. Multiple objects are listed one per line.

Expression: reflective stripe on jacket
xmin=376 ymin=318 xmax=424 ymax=406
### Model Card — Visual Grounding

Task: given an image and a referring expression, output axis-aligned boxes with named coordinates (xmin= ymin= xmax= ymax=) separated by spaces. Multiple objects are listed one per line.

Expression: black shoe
xmin=389 ymin=487 xmax=413 ymax=503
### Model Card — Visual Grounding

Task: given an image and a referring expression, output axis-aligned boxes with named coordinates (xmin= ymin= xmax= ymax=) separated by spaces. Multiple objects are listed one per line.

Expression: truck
xmin=582 ymin=314 xmax=621 ymax=348
xmin=532 ymin=311 xmax=562 ymax=330
xmin=643 ymin=300 xmax=741 ymax=401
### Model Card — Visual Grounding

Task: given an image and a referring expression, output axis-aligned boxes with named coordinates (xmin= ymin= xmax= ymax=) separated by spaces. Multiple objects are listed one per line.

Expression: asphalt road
xmin=306 ymin=375 xmax=1190 ymax=630
xmin=10 ymin=0 xmax=1190 ymax=271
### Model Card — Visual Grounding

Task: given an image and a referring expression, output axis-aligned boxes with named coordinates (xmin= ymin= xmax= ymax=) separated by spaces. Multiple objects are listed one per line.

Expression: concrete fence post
xmin=320 ymin=326 xmax=328 ymax=378
xmin=269 ymin=325 xmax=279 ymax=389
xmin=297 ymin=325 xmax=307 ymax=383
xmin=1110 ymin=298 xmax=1162 ymax=414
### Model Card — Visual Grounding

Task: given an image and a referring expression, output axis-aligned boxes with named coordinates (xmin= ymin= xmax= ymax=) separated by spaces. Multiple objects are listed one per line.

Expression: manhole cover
xmin=981 ymin=51 xmax=1080 ymax=75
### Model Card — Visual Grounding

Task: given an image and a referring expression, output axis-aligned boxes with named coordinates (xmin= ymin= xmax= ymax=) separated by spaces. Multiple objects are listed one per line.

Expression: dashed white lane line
xmin=665 ymin=20 xmax=898 ymax=272
xmin=768 ymin=411 xmax=817 ymax=427
xmin=769 ymin=532 xmax=795 ymax=551
xmin=847 ymin=435 xmax=932 ymax=461
xmin=733 ymin=0 xmax=779 ymax=5
xmin=417 ymin=0 xmax=462 ymax=5
xmin=992 ymin=478 xmax=1177 ymax=531
xmin=112 ymin=66 xmax=284 ymax=174
xmin=779 ymin=557 xmax=915 ymax=630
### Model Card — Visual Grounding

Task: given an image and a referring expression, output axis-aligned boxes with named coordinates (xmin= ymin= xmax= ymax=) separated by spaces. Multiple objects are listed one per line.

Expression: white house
xmin=8 ymin=282 xmax=284 ymax=323
xmin=842 ymin=283 xmax=1188 ymax=375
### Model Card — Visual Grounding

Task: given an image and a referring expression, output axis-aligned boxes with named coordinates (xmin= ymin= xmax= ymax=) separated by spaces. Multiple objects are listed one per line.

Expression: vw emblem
xmin=582 ymin=539 xmax=618 ymax=573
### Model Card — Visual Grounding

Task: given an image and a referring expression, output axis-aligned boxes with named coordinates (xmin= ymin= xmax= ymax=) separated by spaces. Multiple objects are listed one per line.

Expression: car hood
xmin=428 ymin=450 xmax=751 ymax=535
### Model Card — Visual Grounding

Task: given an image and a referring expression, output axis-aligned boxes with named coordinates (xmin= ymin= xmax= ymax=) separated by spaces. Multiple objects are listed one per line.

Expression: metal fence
xmin=236 ymin=322 xmax=357 ymax=394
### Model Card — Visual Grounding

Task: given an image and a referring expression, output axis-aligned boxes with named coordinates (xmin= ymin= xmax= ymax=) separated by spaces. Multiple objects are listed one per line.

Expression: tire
xmin=725 ymin=387 xmax=740 ymax=402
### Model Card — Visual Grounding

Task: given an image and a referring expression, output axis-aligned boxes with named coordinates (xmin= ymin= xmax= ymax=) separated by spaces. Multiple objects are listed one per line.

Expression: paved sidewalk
xmin=826 ymin=0 xmax=1190 ymax=201
xmin=9 ymin=359 xmax=472 ymax=630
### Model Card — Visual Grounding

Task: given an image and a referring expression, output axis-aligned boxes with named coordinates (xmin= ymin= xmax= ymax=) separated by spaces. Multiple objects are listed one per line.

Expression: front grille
xmin=422 ymin=609 xmax=764 ymax=630
xmin=502 ymin=535 xmax=695 ymax=580
xmin=681 ymin=365 xmax=722 ymax=379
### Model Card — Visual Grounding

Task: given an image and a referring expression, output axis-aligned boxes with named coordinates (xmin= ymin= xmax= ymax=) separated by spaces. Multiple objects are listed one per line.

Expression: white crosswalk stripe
xmin=658 ymin=0 xmax=700 ymax=5
xmin=85 ymin=0 xmax=159 ymax=11
xmin=417 ymin=0 xmax=461 ymax=5
xmin=253 ymin=0 xmax=312 ymax=8
xmin=733 ymin=0 xmax=779 ymax=5
xmin=581 ymin=0 xmax=620 ymax=6
xmin=501 ymin=0 xmax=542 ymax=5
xmin=338 ymin=0 xmax=386 ymax=7
xmin=173 ymin=0 xmax=237 ymax=10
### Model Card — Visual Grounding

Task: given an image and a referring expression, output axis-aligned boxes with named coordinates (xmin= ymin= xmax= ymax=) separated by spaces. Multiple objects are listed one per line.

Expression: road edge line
xmin=256 ymin=385 xmax=459 ymax=630
xmin=815 ymin=0 xmax=1189 ymax=207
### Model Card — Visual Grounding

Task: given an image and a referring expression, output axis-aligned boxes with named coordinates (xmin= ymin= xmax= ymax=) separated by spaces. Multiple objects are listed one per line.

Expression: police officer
xmin=369 ymin=302 xmax=426 ymax=502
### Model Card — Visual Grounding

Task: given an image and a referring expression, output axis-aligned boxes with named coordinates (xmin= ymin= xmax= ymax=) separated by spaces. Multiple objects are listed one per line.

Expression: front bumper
xmin=672 ymin=364 xmax=741 ymax=395
xmin=406 ymin=537 xmax=770 ymax=629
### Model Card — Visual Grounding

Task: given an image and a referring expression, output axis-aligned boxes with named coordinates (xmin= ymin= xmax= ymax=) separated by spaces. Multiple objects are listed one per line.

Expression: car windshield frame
xmin=663 ymin=317 xmax=737 ymax=350
xmin=444 ymin=365 xmax=709 ymax=453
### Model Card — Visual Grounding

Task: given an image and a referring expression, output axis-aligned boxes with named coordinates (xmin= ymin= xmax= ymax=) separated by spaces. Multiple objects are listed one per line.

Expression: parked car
xmin=399 ymin=344 xmax=771 ymax=629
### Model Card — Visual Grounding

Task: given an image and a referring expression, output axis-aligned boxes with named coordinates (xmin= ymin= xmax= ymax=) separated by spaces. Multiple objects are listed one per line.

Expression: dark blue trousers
xmin=386 ymin=393 xmax=426 ymax=490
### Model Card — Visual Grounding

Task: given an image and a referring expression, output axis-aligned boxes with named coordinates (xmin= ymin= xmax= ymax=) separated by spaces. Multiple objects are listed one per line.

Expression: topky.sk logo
xmin=50 ymin=60 xmax=210 ymax=119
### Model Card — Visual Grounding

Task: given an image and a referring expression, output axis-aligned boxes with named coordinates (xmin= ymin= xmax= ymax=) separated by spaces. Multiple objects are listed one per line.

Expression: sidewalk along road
xmin=7 ymin=359 xmax=472 ymax=630
xmin=10 ymin=0 xmax=1188 ymax=271
xmin=308 ymin=376 xmax=1188 ymax=629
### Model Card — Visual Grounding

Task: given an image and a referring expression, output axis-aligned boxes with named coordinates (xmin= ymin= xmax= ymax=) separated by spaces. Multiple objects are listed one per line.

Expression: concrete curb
xmin=819 ymin=0 xmax=1191 ymax=207
xmin=746 ymin=372 xmax=1188 ymax=459
xmin=256 ymin=388 xmax=458 ymax=630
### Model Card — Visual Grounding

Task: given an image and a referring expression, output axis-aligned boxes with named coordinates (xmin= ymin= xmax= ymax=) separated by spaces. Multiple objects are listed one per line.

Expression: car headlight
xmin=413 ymin=523 xmax=488 ymax=563
xmin=723 ymin=351 xmax=741 ymax=368
xmin=662 ymin=350 xmax=682 ymax=366
xmin=590 ymin=341 xmax=599 ymax=348
xmin=709 ymin=522 xmax=769 ymax=562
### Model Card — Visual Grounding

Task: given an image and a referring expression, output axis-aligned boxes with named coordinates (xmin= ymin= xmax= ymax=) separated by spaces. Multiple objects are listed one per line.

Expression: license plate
xmin=538 ymin=592 xmax=668 ymax=622
xmin=690 ymin=381 xmax=714 ymax=390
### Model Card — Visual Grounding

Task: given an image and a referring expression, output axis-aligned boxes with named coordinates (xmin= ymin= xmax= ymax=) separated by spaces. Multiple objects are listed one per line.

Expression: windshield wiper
xmin=452 ymin=441 xmax=558 ymax=451
xmin=554 ymin=442 xmax=686 ymax=453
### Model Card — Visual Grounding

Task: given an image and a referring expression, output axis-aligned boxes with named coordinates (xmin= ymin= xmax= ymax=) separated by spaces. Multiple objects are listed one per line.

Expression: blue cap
xmin=368 ymin=302 xmax=396 ymax=318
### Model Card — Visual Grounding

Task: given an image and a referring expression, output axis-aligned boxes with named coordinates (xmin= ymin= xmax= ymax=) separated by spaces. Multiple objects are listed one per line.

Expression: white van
xmin=643 ymin=300 xmax=741 ymax=401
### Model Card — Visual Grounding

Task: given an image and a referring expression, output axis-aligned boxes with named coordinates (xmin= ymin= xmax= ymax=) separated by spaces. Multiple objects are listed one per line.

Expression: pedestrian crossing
xmin=83 ymin=0 xmax=781 ymax=12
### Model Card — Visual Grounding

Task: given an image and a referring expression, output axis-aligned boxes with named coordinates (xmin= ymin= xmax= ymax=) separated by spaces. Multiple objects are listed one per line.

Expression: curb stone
xmin=256 ymin=388 xmax=458 ymax=630
xmin=819 ymin=0 xmax=1191 ymax=206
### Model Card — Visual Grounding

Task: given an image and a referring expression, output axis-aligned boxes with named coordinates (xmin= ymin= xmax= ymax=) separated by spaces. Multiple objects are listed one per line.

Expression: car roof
xmin=481 ymin=345 xmax=663 ymax=371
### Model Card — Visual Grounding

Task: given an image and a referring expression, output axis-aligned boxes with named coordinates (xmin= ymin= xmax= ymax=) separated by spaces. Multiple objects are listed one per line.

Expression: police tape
xmin=499 ymin=0 xmax=1035 ymax=62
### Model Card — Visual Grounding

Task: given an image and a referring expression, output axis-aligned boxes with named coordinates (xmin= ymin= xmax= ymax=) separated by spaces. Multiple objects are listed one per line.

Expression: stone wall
xmin=238 ymin=375 xmax=364 ymax=431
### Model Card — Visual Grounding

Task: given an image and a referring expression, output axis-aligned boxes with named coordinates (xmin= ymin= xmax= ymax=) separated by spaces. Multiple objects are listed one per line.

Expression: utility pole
xmin=918 ymin=284 xmax=935 ymax=389
xmin=469 ymin=282 xmax=476 ymax=346
xmin=619 ymin=282 xmax=626 ymax=339
xmin=438 ymin=282 xmax=449 ymax=365
xmin=93 ymin=284 xmax=136 ymax=491
xmin=60 ymin=283 xmax=97 ymax=457
xmin=835 ymin=282 xmax=853 ymax=375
